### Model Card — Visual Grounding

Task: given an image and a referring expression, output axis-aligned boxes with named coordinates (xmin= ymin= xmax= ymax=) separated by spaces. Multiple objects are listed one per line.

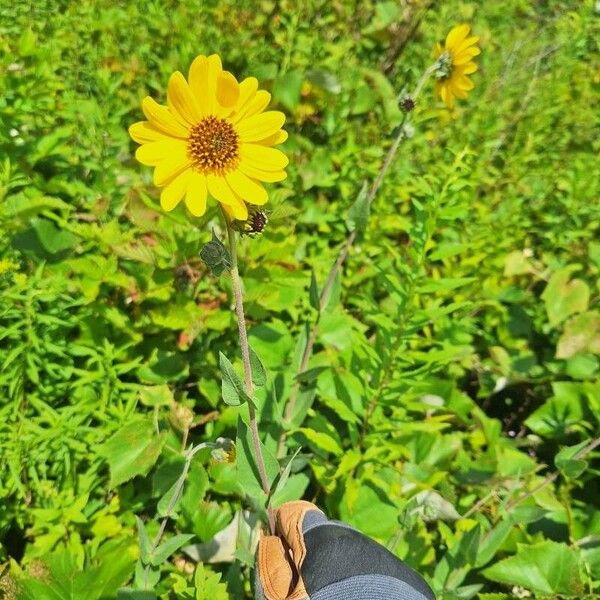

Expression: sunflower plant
xmin=123 ymin=28 xmax=480 ymax=596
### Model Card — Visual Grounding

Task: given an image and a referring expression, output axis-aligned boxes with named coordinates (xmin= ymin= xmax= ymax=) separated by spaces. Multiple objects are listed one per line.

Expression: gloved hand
xmin=255 ymin=501 xmax=435 ymax=600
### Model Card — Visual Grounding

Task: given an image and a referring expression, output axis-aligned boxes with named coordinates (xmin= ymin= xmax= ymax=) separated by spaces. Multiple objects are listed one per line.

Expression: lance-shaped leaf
xmin=309 ymin=269 xmax=320 ymax=310
xmin=150 ymin=534 xmax=195 ymax=566
xmin=236 ymin=417 xmax=279 ymax=500
xmin=220 ymin=352 xmax=252 ymax=406
xmin=249 ymin=345 xmax=267 ymax=387
xmin=346 ymin=181 xmax=370 ymax=236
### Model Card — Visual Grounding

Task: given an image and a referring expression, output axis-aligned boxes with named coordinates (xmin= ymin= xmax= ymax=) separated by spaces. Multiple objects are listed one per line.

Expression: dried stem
xmin=278 ymin=65 xmax=435 ymax=455
xmin=225 ymin=218 xmax=276 ymax=534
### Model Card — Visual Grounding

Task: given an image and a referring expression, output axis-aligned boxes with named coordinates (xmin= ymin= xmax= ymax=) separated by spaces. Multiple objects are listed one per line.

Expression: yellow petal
xmin=153 ymin=157 xmax=192 ymax=187
xmin=160 ymin=169 xmax=191 ymax=211
xmin=256 ymin=129 xmax=288 ymax=146
xmin=449 ymin=81 xmax=468 ymax=99
xmin=236 ymin=111 xmax=286 ymax=142
xmin=445 ymin=24 xmax=470 ymax=51
xmin=220 ymin=188 xmax=248 ymax=220
xmin=185 ymin=172 xmax=208 ymax=216
xmin=167 ymin=71 xmax=203 ymax=126
xmin=455 ymin=36 xmax=479 ymax=54
xmin=228 ymin=196 xmax=248 ymax=220
xmin=135 ymin=140 xmax=188 ymax=166
xmin=439 ymin=84 xmax=454 ymax=109
xmin=217 ymin=71 xmax=240 ymax=109
xmin=205 ymin=54 xmax=223 ymax=114
xmin=188 ymin=55 xmax=210 ymax=116
xmin=239 ymin=144 xmax=289 ymax=171
xmin=457 ymin=62 xmax=478 ymax=75
xmin=225 ymin=170 xmax=268 ymax=205
xmin=455 ymin=76 xmax=474 ymax=91
xmin=188 ymin=54 xmax=222 ymax=116
xmin=206 ymin=174 xmax=237 ymax=207
xmin=235 ymin=77 xmax=259 ymax=112
xmin=142 ymin=97 xmax=190 ymax=138
xmin=129 ymin=121 xmax=172 ymax=144
xmin=432 ymin=41 xmax=444 ymax=59
xmin=232 ymin=90 xmax=271 ymax=123
xmin=453 ymin=47 xmax=480 ymax=65
xmin=238 ymin=162 xmax=287 ymax=182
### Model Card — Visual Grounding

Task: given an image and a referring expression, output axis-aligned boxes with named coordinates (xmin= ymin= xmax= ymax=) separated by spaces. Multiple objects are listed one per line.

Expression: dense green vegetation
xmin=1 ymin=1 xmax=599 ymax=598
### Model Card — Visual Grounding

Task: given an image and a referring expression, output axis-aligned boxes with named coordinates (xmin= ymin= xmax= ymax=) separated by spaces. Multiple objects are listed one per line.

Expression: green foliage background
xmin=1 ymin=0 xmax=599 ymax=598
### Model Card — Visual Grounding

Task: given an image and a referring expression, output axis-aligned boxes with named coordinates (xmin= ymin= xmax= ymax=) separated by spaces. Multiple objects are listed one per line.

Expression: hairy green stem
xmin=225 ymin=218 xmax=276 ymax=534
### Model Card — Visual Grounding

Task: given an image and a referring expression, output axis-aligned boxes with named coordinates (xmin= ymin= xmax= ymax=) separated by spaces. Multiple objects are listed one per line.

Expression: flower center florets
xmin=188 ymin=116 xmax=239 ymax=174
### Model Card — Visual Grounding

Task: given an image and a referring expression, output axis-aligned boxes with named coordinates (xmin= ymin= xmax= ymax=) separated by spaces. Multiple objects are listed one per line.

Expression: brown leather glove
xmin=255 ymin=501 xmax=435 ymax=600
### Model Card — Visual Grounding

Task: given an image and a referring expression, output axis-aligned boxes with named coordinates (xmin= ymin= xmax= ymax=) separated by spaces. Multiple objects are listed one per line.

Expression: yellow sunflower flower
xmin=433 ymin=24 xmax=480 ymax=109
xmin=129 ymin=54 xmax=288 ymax=220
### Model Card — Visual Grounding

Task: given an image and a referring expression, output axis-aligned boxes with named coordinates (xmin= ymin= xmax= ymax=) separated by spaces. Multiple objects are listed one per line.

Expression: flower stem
xmin=225 ymin=217 xmax=276 ymax=534
xmin=278 ymin=65 xmax=435 ymax=455
xmin=143 ymin=441 xmax=209 ymax=588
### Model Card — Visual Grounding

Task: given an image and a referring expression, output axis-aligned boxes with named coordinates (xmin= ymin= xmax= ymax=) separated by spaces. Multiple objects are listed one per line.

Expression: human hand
xmin=255 ymin=501 xmax=435 ymax=600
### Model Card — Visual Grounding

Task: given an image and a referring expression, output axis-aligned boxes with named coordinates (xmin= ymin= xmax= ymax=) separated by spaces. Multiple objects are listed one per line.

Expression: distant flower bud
xmin=169 ymin=402 xmax=194 ymax=432
xmin=399 ymin=95 xmax=415 ymax=112
xmin=233 ymin=207 xmax=269 ymax=236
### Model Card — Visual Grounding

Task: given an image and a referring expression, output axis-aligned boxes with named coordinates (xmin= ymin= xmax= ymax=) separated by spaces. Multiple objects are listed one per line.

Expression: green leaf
xmin=295 ymin=366 xmax=329 ymax=383
xmin=556 ymin=311 xmax=600 ymax=358
xmin=306 ymin=69 xmax=341 ymax=94
xmin=309 ymin=269 xmax=320 ymax=310
xmin=475 ymin=519 xmax=513 ymax=568
xmin=235 ymin=417 xmax=279 ymax=500
xmin=271 ymin=447 xmax=302 ymax=502
xmin=296 ymin=428 xmax=343 ymax=455
xmin=565 ymin=354 xmax=599 ymax=379
xmin=117 ymin=590 xmax=157 ymax=600
xmin=363 ymin=0 xmax=400 ymax=34
xmin=249 ymin=345 xmax=267 ymax=387
xmin=324 ymin=270 xmax=342 ymax=313
xmin=157 ymin=478 xmax=183 ymax=518
xmin=555 ymin=440 xmax=590 ymax=478
xmin=271 ymin=473 xmax=311 ymax=509
xmin=455 ymin=524 xmax=480 ymax=565
xmin=31 ymin=218 xmax=79 ymax=254
xmin=194 ymin=564 xmax=229 ymax=600
xmin=135 ymin=516 xmax=152 ymax=564
xmin=191 ymin=501 xmax=231 ymax=542
xmin=508 ymin=506 xmax=548 ymax=524
xmin=272 ymin=69 xmax=304 ymax=111
xmin=345 ymin=181 xmax=370 ymax=235
xmin=503 ymin=250 xmax=533 ymax=276
xmin=219 ymin=352 xmax=251 ymax=406
xmin=139 ymin=385 xmax=173 ymax=407
xmin=150 ymin=534 xmax=195 ymax=566
xmin=542 ymin=266 xmax=589 ymax=327
xmin=1 ymin=193 xmax=70 ymax=219
xmin=482 ymin=541 xmax=584 ymax=596
xmin=99 ymin=418 xmax=166 ymax=488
